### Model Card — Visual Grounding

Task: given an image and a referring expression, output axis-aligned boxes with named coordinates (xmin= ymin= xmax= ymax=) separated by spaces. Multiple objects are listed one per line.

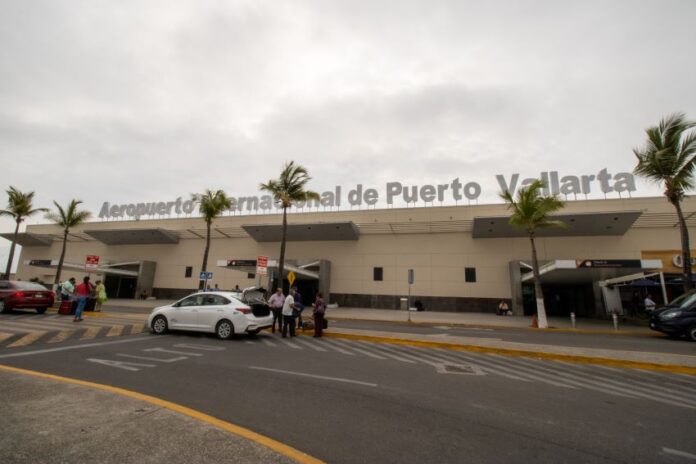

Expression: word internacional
xmin=98 ymin=168 xmax=637 ymax=219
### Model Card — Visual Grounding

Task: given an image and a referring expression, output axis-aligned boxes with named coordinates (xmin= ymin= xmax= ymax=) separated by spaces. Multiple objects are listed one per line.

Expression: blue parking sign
xmin=199 ymin=272 xmax=213 ymax=280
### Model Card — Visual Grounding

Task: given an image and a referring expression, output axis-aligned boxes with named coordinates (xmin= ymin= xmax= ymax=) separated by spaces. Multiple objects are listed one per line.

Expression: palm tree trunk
xmin=200 ymin=220 xmax=211 ymax=290
xmin=529 ymin=232 xmax=549 ymax=329
xmin=4 ymin=220 xmax=20 ymax=280
xmin=53 ymin=228 xmax=69 ymax=286
xmin=672 ymin=199 xmax=693 ymax=292
xmin=278 ymin=206 xmax=288 ymax=291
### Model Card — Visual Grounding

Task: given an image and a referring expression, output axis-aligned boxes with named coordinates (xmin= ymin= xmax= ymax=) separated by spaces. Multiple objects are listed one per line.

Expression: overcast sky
xmin=2 ymin=0 xmax=696 ymax=268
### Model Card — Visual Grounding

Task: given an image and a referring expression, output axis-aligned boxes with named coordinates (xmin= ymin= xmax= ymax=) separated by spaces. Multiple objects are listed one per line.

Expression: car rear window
xmin=13 ymin=281 xmax=49 ymax=291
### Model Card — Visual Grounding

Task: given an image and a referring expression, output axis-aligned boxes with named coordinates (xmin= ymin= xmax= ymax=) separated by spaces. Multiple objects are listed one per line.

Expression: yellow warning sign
xmin=287 ymin=271 xmax=296 ymax=286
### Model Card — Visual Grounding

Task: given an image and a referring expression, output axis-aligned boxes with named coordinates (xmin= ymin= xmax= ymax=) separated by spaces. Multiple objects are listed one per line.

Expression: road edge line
xmin=0 ymin=363 xmax=326 ymax=464
xmin=313 ymin=332 xmax=696 ymax=376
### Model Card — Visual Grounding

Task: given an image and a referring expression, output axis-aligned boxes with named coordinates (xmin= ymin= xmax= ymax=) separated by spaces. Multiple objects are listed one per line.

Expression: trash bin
xmin=400 ymin=298 xmax=408 ymax=310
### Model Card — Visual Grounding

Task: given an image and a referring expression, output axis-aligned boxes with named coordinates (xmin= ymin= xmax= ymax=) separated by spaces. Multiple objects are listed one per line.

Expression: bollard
xmin=612 ymin=313 xmax=619 ymax=331
xmin=570 ymin=312 xmax=576 ymax=329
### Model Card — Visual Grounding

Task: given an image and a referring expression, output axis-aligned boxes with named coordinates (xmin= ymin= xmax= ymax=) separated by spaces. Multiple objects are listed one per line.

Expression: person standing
xmin=60 ymin=277 xmax=76 ymax=301
xmin=268 ymin=287 xmax=285 ymax=333
xmin=282 ymin=288 xmax=297 ymax=338
xmin=94 ymin=280 xmax=107 ymax=312
xmin=292 ymin=286 xmax=305 ymax=328
xmin=313 ymin=292 xmax=326 ymax=338
xmin=644 ymin=294 xmax=656 ymax=313
xmin=73 ymin=276 xmax=94 ymax=322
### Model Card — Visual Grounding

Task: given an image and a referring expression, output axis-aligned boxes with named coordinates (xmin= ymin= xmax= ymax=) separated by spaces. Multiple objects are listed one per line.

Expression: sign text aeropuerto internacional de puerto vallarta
xmin=99 ymin=168 xmax=637 ymax=220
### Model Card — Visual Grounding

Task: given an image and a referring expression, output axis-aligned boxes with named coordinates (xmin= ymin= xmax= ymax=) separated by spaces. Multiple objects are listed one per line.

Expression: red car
xmin=0 ymin=281 xmax=55 ymax=314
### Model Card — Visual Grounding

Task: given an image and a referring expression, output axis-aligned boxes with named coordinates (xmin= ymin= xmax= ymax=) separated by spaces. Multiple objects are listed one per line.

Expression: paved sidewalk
xmin=0 ymin=369 xmax=297 ymax=464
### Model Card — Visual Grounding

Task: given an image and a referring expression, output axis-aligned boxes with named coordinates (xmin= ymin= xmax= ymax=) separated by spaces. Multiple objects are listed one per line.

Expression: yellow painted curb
xmin=0 ymin=364 xmax=325 ymax=464
xmin=306 ymin=331 xmax=696 ymax=376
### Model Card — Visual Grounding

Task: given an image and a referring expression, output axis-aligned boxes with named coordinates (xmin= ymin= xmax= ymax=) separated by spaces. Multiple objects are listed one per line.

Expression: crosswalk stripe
xmin=0 ymin=332 xmax=16 ymax=343
xmin=262 ymin=339 xmax=278 ymax=347
xmin=47 ymin=330 xmax=74 ymax=344
xmin=130 ymin=323 xmax=145 ymax=335
xmin=8 ymin=331 xmax=47 ymax=348
xmin=315 ymin=339 xmax=355 ymax=356
xmin=278 ymin=339 xmax=302 ymax=349
xmin=332 ymin=339 xmax=385 ymax=359
xmin=293 ymin=338 xmax=328 ymax=352
xmin=541 ymin=360 xmax=696 ymax=407
xmin=106 ymin=325 xmax=124 ymax=337
xmin=355 ymin=342 xmax=416 ymax=363
xmin=371 ymin=343 xmax=433 ymax=365
xmin=0 ymin=318 xmax=110 ymax=331
xmin=81 ymin=327 xmax=102 ymax=340
xmin=433 ymin=349 xmax=533 ymax=382
xmin=584 ymin=363 xmax=696 ymax=391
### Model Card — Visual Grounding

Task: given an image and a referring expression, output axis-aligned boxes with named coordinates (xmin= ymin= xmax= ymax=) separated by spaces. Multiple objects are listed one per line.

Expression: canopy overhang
xmin=84 ymin=228 xmax=180 ymax=245
xmin=473 ymin=211 xmax=643 ymax=238
xmin=0 ymin=233 xmax=54 ymax=247
xmin=242 ymin=222 xmax=360 ymax=242
xmin=520 ymin=259 xmax=664 ymax=284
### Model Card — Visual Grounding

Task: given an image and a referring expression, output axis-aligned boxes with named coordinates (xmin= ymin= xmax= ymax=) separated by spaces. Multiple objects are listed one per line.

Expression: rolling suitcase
xmin=58 ymin=299 xmax=74 ymax=315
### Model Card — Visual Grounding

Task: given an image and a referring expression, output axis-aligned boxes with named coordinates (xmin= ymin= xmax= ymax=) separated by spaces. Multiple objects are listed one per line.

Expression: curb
xmin=300 ymin=330 xmax=696 ymax=376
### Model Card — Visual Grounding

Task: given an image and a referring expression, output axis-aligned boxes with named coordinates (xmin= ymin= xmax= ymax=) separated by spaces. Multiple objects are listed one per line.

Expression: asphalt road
xmin=1 ymin=330 xmax=695 ymax=463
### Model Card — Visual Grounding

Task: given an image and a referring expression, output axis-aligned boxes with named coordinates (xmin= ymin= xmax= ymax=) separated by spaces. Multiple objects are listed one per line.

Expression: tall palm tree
xmin=500 ymin=180 xmax=565 ymax=329
xmin=193 ymin=190 xmax=232 ymax=288
xmin=45 ymin=200 xmax=92 ymax=286
xmin=260 ymin=161 xmax=320 ymax=289
xmin=634 ymin=113 xmax=696 ymax=292
xmin=0 ymin=187 xmax=48 ymax=279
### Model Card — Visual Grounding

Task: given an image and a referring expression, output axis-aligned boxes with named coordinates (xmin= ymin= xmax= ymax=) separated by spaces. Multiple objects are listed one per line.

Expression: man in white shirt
xmin=267 ymin=288 xmax=285 ymax=334
xmin=282 ymin=289 xmax=297 ymax=338
xmin=644 ymin=294 xmax=656 ymax=312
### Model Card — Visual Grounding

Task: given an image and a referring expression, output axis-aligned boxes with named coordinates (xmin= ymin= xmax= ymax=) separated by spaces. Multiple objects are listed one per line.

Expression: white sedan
xmin=148 ymin=289 xmax=273 ymax=339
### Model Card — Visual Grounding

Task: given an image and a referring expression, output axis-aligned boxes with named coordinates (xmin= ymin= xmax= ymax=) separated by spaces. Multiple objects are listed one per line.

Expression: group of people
xmin=267 ymin=287 xmax=326 ymax=338
xmin=60 ymin=276 xmax=108 ymax=322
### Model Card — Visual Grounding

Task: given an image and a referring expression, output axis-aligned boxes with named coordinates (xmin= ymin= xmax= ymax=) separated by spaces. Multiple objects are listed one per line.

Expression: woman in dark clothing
xmin=313 ymin=292 xmax=326 ymax=338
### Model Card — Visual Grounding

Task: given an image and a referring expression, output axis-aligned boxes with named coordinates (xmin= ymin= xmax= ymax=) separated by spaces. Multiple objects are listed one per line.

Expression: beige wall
xmin=14 ymin=196 xmax=696 ymax=300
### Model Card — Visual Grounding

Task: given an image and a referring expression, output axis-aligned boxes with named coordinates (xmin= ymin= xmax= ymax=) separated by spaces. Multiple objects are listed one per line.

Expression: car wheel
xmin=151 ymin=316 xmax=168 ymax=335
xmin=216 ymin=319 xmax=234 ymax=340
xmin=36 ymin=307 xmax=48 ymax=314
xmin=688 ymin=325 xmax=696 ymax=342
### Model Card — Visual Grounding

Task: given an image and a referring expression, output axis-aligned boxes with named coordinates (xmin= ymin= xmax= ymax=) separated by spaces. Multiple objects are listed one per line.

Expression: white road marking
xmin=262 ymin=339 xmax=278 ymax=347
xmin=278 ymin=339 xmax=302 ymax=349
xmin=315 ymin=340 xmax=355 ymax=356
xmin=293 ymin=338 xmax=328 ymax=352
xmin=249 ymin=366 xmax=377 ymax=387
xmin=173 ymin=343 xmax=225 ymax=351
xmin=332 ymin=339 xmax=386 ymax=359
xmin=0 ymin=335 xmax=156 ymax=359
xmin=117 ymin=353 xmax=188 ymax=363
xmin=663 ymin=447 xmax=696 ymax=460
xmin=87 ymin=358 xmax=156 ymax=371
xmin=356 ymin=342 xmax=416 ymax=364
xmin=143 ymin=347 xmax=203 ymax=356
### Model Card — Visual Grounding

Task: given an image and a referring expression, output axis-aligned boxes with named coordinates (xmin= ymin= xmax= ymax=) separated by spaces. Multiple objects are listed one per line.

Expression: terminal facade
xmin=6 ymin=196 xmax=695 ymax=317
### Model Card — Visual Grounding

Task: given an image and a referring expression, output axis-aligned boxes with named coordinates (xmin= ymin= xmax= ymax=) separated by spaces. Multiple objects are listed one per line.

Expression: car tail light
xmin=237 ymin=306 xmax=252 ymax=314
xmin=13 ymin=292 xmax=25 ymax=298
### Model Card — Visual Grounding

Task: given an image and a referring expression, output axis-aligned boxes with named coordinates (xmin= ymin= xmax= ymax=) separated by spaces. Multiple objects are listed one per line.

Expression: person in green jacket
xmin=94 ymin=280 xmax=107 ymax=312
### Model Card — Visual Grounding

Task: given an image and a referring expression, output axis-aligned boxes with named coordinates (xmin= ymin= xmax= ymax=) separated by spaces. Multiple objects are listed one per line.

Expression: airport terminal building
xmin=6 ymin=195 xmax=696 ymax=317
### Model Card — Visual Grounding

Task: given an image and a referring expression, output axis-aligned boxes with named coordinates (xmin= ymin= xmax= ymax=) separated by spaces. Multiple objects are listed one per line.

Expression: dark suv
xmin=0 ymin=280 xmax=55 ymax=314
xmin=649 ymin=290 xmax=696 ymax=341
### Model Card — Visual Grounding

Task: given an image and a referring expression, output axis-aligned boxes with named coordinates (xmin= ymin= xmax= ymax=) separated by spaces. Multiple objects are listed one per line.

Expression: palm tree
xmin=500 ymin=180 xmax=565 ymax=329
xmin=0 ymin=187 xmax=48 ymax=279
xmin=634 ymin=113 xmax=696 ymax=292
xmin=45 ymin=200 xmax=92 ymax=286
xmin=260 ymin=161 xmax=320 ymax=289
xmin=193 ymin=190 xmax=232 ymax=288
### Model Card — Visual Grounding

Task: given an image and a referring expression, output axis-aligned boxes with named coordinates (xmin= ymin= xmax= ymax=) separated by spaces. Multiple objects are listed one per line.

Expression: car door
xmin=197 ymin=294 xmax=231 ymax=331
xmin=169 ymin=294 xmax=205 ymax=330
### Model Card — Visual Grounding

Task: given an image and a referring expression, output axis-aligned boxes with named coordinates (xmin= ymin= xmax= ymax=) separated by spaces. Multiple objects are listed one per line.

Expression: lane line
xmin=249 ymin=366 xmax=378 ymax=387
xmin=663 ymin=448 xmax=696 ymax=460
xmin=7 ymin=331 xmax=47 ymax=348
xmin=0 ymin=364 xmax=325 ymax=464
xmin=0 ymin=334 xmax=157 ymax=359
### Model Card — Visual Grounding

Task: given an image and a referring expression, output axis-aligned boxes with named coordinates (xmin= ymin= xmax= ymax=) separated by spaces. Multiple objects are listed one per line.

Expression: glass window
xmin=14 ymin=282 xmax=49 ymax=290
xmin=373 ymin=267 xmax=383 ymax=281
xmin=0 ymin=281 xmax=12 ymax=289
xmin=177 ymin=295 xmax=205 ymax=307
xmin=185 ymin=266 xmax=193 ymax=278
xmin=465 ymin=267 xmax=476 ymax=283
xmin=203 ymin=295 xmax=231 ymax=306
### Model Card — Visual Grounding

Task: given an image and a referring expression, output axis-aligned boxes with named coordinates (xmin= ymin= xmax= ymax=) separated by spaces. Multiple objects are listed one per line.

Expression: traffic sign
xmin=85 ymin=255 xmax=100 ymax=271
xmin=256 ymin=255 xmax=268 ymax=276
xmin=287 ymin=271 xmax=296 ymax=286
xmin=199 ymin=271 xmax=213 ymax=280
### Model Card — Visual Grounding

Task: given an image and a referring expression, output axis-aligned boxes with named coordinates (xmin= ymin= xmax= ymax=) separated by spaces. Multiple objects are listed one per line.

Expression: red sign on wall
xmin=256 ymin=256 xmax=268 ymax=276
xmin=85 ymin=255 xmax=100 ymax=271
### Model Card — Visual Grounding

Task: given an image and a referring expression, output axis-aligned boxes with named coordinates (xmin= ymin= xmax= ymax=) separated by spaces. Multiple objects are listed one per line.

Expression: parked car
xmin=0 ymin=280 xmax=55 ymax=314
xmin=148 ymin=286 xmax=273 ymax=339
xmin=649 ymin=290 xmax=696 ymax=341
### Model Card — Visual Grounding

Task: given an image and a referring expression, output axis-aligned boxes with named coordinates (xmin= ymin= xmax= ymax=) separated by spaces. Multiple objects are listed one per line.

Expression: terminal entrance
xmin=522 ymin=283 xmax=595 ymax=317
xmin=104 ymin=275 xmax=138 ymax=299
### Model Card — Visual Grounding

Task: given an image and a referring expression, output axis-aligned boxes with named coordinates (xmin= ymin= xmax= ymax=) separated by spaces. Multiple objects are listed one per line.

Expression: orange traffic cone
xmin=530 ymin=314 xmax=538 ymax=328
